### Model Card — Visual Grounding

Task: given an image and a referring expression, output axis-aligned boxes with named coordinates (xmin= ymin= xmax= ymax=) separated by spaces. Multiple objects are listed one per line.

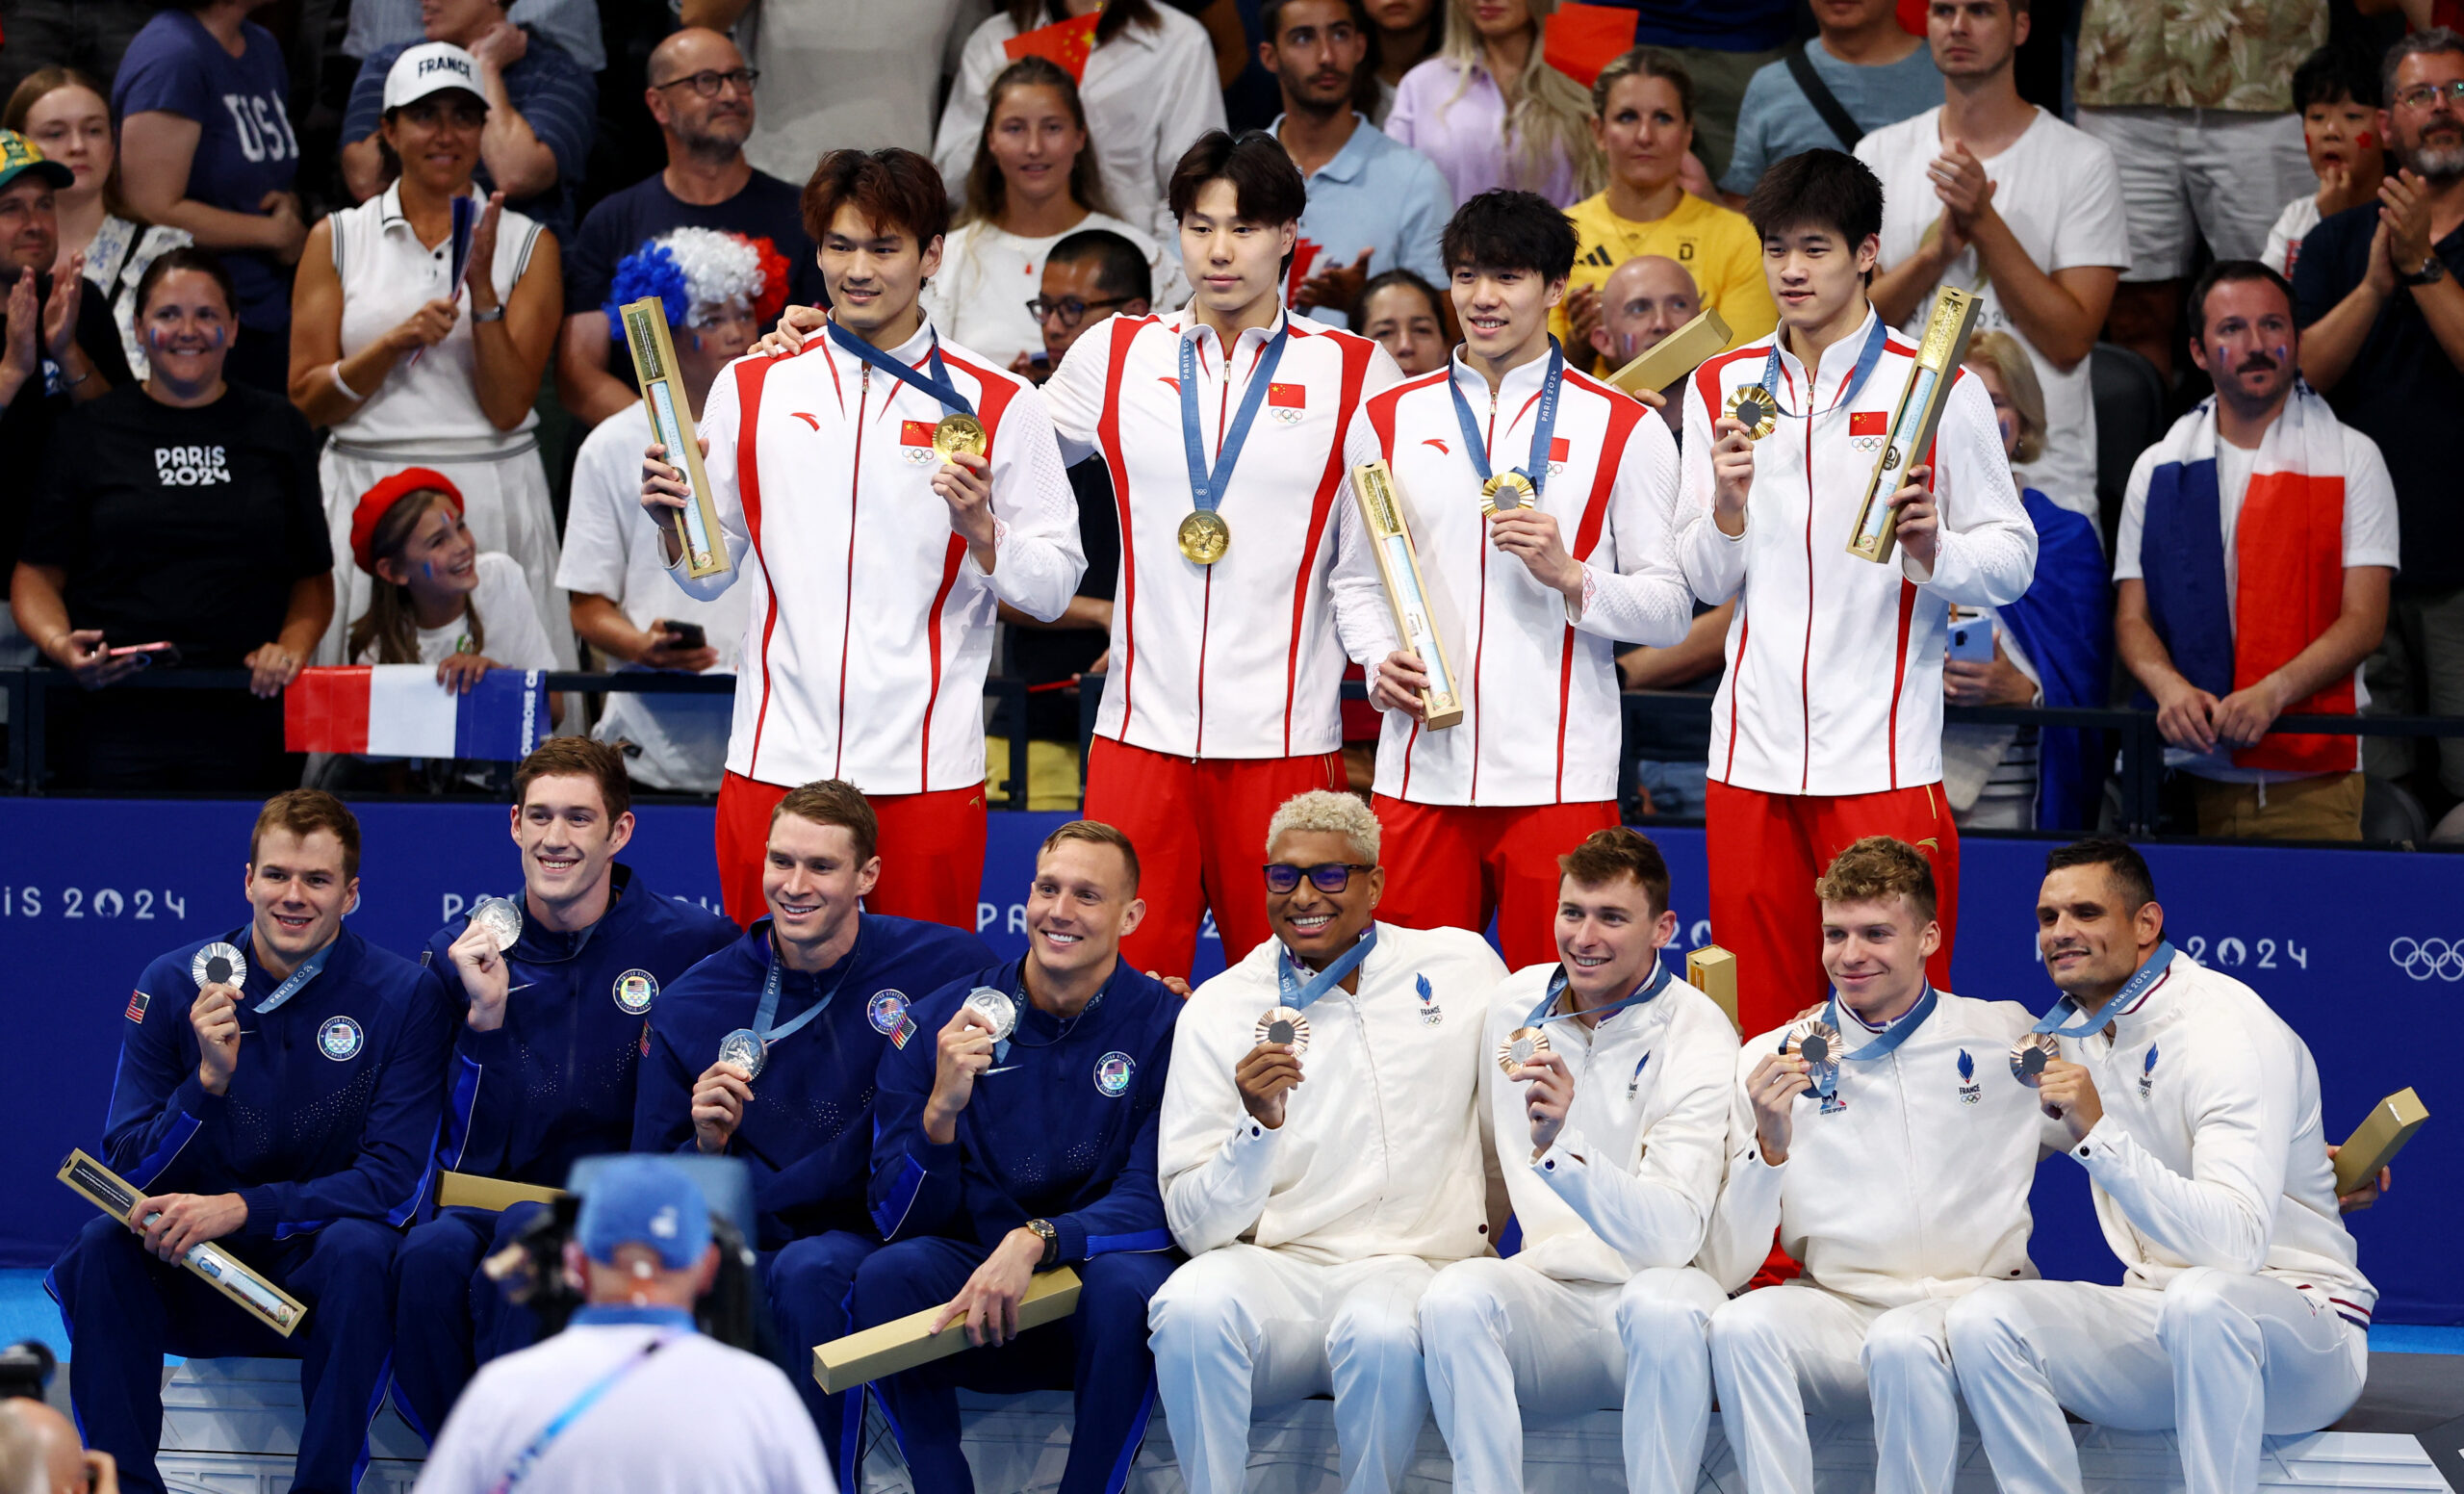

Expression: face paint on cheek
xmin=2358 ymin=130 xmax=2378 ymax=151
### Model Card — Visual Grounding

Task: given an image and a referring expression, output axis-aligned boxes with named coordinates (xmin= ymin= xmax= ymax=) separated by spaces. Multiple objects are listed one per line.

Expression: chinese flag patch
xmin=1850 ymin=410 xmax=1887 ymax=437
xmin=1549 ymin=436 xmax=1570 ymax=463
xmin=126 ymin=989 xmax=149 ymax=1022
xmin=1268 ymin=382 xmax=1305 ymax=409
xmin=899 ymin=419 xmax=937 ymax=447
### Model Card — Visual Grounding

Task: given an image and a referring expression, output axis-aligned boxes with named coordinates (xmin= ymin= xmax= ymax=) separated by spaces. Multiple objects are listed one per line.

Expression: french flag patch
xmin=126 ymin=989 xmax=149 ymax=1022
xmin=1268 ymin=381 xmax=1306 ymax=425
xmin=1850 ymin=410 xmax=1887 ymax=437
xmin=284 ymin=666 xmax=547 ymax=761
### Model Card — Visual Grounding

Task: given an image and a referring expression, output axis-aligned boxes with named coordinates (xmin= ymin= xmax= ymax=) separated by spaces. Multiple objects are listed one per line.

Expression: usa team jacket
xmin=1333 ymin=351 xmax=1692 ymax=806
xmin=631 ymin=914 xmax=992 ymax=1249
xmin=1158 ymin=923 xmax=1507 ymax=1265
xmin=1480 ymin=964 xmax=1737 ymax=1284
xmin=1679 ymin=307 xmax=2037 ymax=797
xmin=420 ymin=867 xmax=737 ymax=1191
xmin=2057 ymin=955 xmax=2375 ymax=1327
xmin=869 ymin=960 xmax=1180 ymax=1265
xmin=1043 ymin=307 xmax=1403 ymax=760
xmin=677 ymin=320 xmax=1086 ymax=792
xmin=103 ymin=928 xmax=452 ymax=1239
xmin=1698 ymin=989 xmax=2068 ymax=1309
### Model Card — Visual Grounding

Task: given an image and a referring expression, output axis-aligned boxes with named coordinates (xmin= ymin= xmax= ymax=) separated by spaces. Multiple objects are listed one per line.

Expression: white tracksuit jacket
xmin=680 ymin=320 xmax=1084 ymax=790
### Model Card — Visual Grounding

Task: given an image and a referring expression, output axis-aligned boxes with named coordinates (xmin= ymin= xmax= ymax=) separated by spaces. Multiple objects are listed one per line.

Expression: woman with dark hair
xmin=935 ymin=0 xmax=1226 ymax=242
xmin=108 ymin=0 xmax=305 ymax=392
xmin=1349 ymin=266 xmax=1449 ymax=373
xmin=1365 ymin=0 xmax=1443 ymax=123
xmin=923 ymin=54 xmax=1174 ymax=370
xmin=6 ymin=66 xmax=192 ymax=378
xmin=9 ymin=245 xmax=330 ymax=788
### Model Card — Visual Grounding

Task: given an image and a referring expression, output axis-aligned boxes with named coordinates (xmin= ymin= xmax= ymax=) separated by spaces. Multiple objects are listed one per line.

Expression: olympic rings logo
xmin=2388 ymin=939 xmax=2464 ymax=982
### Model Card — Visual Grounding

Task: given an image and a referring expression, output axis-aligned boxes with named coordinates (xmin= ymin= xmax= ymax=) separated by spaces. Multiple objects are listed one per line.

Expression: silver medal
xmin=963 ymin=987 xmax=1018 ymax=1043
xmin=470 ymin=896 xmax=524 ymax=950
xmin=718 ymin=1027 xmax=767 ymax=1079
xmin=192 ymin=941 xmax=247 ymax=991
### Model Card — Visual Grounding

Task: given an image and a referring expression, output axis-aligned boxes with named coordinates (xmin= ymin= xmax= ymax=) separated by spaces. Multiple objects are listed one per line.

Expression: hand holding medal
xmin=1515 ymin=1046 xmax=1574 ymax=1155
xmin=449 ymin=898 xmax=522 ymax=1032
xmin=1237 ymin=1009 xmax=1308 ymax=1130
xmin=189 ymin=942 xmax=247 ymax=1095
xmin=1743 ymin=1043 xmax=1819 ymax=1165
xmin=924 ymin=990 xmax=1012 ymax=1142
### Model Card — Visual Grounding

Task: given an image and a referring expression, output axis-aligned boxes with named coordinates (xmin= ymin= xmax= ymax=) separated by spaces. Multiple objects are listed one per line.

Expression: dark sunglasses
xmin=1264 ymin=863 xmax=1371 ymax=894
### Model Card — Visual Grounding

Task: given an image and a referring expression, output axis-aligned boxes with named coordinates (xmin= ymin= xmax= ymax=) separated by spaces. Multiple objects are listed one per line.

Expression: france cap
xmin=383 ymin=41 xmax=488 ymax=113
xmin=575 ymin=1156 xmax=710 ymax=1271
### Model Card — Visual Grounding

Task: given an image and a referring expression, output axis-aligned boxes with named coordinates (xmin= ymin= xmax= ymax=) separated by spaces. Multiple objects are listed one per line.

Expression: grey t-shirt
xmin=1720 ymin=41 xmax=1942 ymax=196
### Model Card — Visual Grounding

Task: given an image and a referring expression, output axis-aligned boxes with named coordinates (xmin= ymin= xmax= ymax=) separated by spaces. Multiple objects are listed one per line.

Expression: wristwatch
xmin=1025 ymin=1218 xmax=1059 ymax=1268
xmin=472 ymin=302 xmax=507 ymax=322
xmin=2399 ymin=253 xmax=2450 ymax=288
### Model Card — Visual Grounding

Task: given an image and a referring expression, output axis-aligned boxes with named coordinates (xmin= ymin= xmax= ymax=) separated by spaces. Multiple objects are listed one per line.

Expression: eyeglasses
xmin=1263 ymin=863 xmax=1372 ymax=894
xmin=2396 ymin=79 xmax=2464 ymax=111
xmin=652 ymin=67 xmax=759 ymax=98
xmin=1025 ymin=294 xmax=1132 ymax=327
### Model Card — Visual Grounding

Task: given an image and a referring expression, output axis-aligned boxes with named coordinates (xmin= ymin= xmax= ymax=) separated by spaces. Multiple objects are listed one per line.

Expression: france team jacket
xmin=632 ymin=914 xmax=992 ymax=1249
xmin=104 ymin=927 xmax=452 ymax=1239
xmin=421 ymin=867 xmax=738 ymax=1191
xmin=870 ymin=959 xmax=1180 ymax=1265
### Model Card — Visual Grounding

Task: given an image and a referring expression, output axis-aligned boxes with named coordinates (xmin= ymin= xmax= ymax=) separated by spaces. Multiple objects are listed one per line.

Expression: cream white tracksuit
xmin=1419 ymin=963 xmax=1736 ymax=1494
xmin=1150 ymin=923 xmax=1508 ymax=1494
xmin=1623 ymin=989 xmax=2063 ymax=1494
xmin=1945 ymin=955 xmax=2374 ymax=1494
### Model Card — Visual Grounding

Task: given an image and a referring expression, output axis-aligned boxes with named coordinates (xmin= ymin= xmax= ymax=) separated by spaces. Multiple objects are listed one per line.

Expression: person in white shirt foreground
xmin=640 ymin=145 xmax=1083 ymax=928
xmin=1149 ymin=789 xmax=1506 ymax=1494
xmin=1946 ymin=837 xmax=2377 ymax=1494
xmin=1338 ymin=188 xmax=1690 ymax=969
xmin=1627 ymin=835 xmax=2058 ymax=1494
xmin=1418 ymin=827 xmax=1737 ymax=1494
xmin=411 ymin=1155 xmax=832 ymax=1494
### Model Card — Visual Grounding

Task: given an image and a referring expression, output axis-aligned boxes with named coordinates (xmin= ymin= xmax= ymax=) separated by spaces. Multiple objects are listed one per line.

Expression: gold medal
xmin=1478 ymin=471 xmax=1535 ymax=516
xmin=932 ymin=413 xmax=986 ymax=459
xmin=1254 ymin=1006 xmax=1311 ymax=1057
xmin=1178 ymin=509 xmax=1230 ymax=565
xmin=1725 ymin=384 xmax=1778 ymax=441
xmin=1496 ymin=1025 xmax=1552 ymax=1077
xmin=2009 ymin=1032 xmax=2061 ymax=1088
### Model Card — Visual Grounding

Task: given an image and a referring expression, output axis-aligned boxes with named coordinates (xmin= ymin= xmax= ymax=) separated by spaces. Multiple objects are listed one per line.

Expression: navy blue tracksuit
xmin=632 ymin=914 xmax=991 ymax=1478
xmin=390 ymin=867 xmax=737 ymax=1440
xmin=858 ymin=959 xmax=1182 ymax=1494
xmin=49 ymin=928 xmax=449 ymax=1494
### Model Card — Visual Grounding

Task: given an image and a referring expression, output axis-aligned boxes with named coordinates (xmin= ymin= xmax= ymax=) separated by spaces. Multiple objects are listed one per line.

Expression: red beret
xmin=349 ymin=467 xmax=463 ymax=576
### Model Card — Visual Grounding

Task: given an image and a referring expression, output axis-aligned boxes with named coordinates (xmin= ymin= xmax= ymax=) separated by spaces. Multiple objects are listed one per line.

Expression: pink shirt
xmin=1385 ymin=56 xmax=1580 ymax=207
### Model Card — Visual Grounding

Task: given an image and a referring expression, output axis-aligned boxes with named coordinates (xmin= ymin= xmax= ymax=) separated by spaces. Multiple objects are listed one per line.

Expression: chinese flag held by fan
xmin=1541 ymin=2 xmax=1641 ymax=90
xmin=1004 ymin=12 xmax=1101 ymax=82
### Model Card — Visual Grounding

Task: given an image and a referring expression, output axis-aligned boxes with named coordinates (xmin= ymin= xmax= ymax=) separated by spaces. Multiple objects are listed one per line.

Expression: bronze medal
xmin=1496 ymin=1025 xmax=1552 ymax=1077
xmin=1253 ymin=1006 xmax=1311 ymax=1058
xmin=2010 ymin=1032 xmax=2061 ymax=1087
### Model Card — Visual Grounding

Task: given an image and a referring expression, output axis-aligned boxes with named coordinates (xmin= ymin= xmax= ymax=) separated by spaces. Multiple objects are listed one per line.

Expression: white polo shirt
xmin=1044 ymin=307 xmax=1404 ymax=760
xmin=1334 ymin=351 xmax=1691 ymax=806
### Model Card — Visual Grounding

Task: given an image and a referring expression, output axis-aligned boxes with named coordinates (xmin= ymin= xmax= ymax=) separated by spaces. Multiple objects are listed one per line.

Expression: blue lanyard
xmin=984 ymin=959 xmax=1112 ymax=1069
xmin=751 ymin=932 xmax=852 ymax=1047
xmin=1523 ymin=958 xmax=1672 ymax=1031
xmin=1758 ymin=316 xmax=1889 ymax=423
xmin=487 ymin=1327 xmax=679 ymax=1493
xmin=2035 ymin=940 xmax=2175 ymax=1039
xmin=1179 ymin=323 xmax=1290 ymax=518
xmin=251 ymin=941 xmax=334 ymax=1016
xmin=826 ymin=320 xmax=975 ymax=417
xmin=1447 ymin=341 xmax=1566 ymax=498
xmin=1790 ymin=984 xmax=1938 ymax=1096
xmin=1275 ymin=925 xmax=1377 ymax=1012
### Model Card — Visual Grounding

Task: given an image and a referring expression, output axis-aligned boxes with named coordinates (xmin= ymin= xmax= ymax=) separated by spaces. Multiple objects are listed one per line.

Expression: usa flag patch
xmin=126 ymin=989 xmax=149 ymax=1022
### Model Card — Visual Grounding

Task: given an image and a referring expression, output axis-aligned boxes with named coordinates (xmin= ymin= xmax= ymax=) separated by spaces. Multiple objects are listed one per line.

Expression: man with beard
xmin=554 ymin=26 xmax=825 ymax=425
xmin=2296 ymin=30 xmax=2464 ymax=824
xmin=2116 ymin=261 xmax=2396 ymax=839
xmin=1262 ymin=0 xmax=1452 ymax=324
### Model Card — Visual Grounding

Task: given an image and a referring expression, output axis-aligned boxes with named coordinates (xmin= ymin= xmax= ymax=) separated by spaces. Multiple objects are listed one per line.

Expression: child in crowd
xmin=2264 ymin=44 xmax=2386 ymax=280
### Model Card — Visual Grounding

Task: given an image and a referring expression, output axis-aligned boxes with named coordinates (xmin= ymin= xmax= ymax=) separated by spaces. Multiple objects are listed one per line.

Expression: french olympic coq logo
xmin=2388 ymin=938 xmax=2464 ymax=982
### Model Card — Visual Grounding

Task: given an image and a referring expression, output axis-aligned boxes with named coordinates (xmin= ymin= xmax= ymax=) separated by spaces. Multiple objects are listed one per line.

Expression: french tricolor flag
xmin=284 ymin=666 xmax=547 ymax=760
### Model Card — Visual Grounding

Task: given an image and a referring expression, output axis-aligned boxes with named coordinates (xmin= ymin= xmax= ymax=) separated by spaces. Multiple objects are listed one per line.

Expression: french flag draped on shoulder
xmin=283 ymin=665 xmax=548 ymax=760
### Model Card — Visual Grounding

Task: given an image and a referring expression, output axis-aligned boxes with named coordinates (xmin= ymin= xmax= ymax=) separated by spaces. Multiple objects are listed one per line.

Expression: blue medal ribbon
xmin=2034 ymin=940 xmax=2175 ymax=1039
xmin=749 ymin=928 xmax=853 ymax=1050
xmin=1524 ymin=957 xmax=1673 ymax=1031
xmin=1448 ymin=340 xmax=1567 ymax=498
xmin=1757 ymin=316 xmax=1890 ymax=424
xmin=1275 ymin=925 xmax=1377 ymax=1012
xmin=1787 ymin=983 xmax=1939 ymax=1097
xmin=982 ymin=957 xmax=1113 ymax=1070
xmin=1179 ymin=322 xmax=1290 ymax=521
xmin=250 ymin=941 xmax=335 ymax=1016
xmin=825 ymin=320 xmax=975 ymax=418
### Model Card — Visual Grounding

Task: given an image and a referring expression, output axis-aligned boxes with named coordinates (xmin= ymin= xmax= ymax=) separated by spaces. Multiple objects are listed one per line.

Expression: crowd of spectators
xmin=0 ymin=0 xmax=2456 ymax=844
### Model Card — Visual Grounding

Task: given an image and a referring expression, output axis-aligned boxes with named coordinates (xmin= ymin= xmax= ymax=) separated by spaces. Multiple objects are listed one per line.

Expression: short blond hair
xmin=1964 ymin=331 xmax=2046 ymax=465
xmin=1814 ymin=836 xmax=1938 ymax=924
xmin=1265 ymin=790 xmax=1380 ymax=864
xmin=1041 ymin=819 xmax=1141 ymax=891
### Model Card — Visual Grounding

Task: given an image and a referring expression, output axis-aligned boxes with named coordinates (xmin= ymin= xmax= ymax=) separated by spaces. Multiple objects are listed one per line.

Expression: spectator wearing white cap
xmin=411 ymin=1156 xmax=834 ymax=1494
xmin=290 ymin=41 xmax=571 ymax=676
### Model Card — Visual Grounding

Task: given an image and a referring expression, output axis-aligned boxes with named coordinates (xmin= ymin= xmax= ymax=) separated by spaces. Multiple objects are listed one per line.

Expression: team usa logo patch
xmin=1957 ymin=1048 xmax=1981 ymax=1105
xmin=2140 ymin=1043 xmax=2159 ymax=1097
xmin=1094 ymin=1050 xmax=1137 ymax=1096
xmin=1267 ymin=382 xmax=1305 ymax=425
xmin=869 ymin=990 xmax=916 ymax=1047
xmin=897 ymin=420 xmax=941 ymax=465
xmin=318 ymin=1016 xmax=365 ymax=1062
xmin=1416 ymin=973 xmax=1442 ymax=1026
xmin=125 ymin=989 xmax=149 ymax=1023
xmin=612 ymin=969 xmax=657 ymax=1014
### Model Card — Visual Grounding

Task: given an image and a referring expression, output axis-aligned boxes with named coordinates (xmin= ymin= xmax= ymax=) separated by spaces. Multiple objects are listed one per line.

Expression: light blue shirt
xmin=1720 ymin=43 xmax=1942 ymax=197
xmin=1276 ymin=113 xmax=1454 ymax=327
